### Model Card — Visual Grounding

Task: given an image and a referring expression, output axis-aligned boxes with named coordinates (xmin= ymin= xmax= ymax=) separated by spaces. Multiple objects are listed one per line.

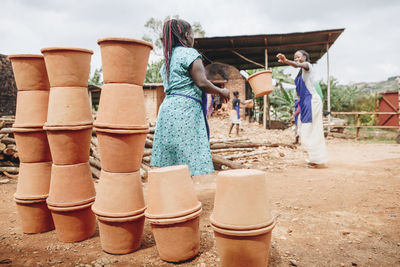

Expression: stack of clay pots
xmin=40 ymin=47 xmax=96 ymax=242
xmin=145 ymin=165 xmax=202 ymax=262
xmin=9 ymin=54 xmax=54 ymax=234
xmin=210 ymin=169 xmax=276 ymax=267
xmin=91 ymin=37 xmax=153 ymax=254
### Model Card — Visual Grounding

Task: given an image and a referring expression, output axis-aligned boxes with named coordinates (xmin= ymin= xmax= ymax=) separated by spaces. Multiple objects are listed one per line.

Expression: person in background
xmin=228 ymin=91 xmax=251 ymax=136
xmin=277 ymin=50 xmax=328 ymax=168
xmin=150 ymin=19 xmax=230 ymax=176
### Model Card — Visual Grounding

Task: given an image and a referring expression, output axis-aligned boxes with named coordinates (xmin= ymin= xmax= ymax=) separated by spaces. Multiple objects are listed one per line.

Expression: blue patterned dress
xmin=150 ymin=46 xmax=214 ymax=176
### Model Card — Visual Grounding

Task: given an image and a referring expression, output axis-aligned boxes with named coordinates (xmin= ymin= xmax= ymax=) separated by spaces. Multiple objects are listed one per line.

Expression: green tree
xmin=88 ymin=68 xmax=103 ymax=86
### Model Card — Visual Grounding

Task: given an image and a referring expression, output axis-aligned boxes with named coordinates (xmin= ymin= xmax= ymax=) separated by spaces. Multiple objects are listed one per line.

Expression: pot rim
xmin=14 ymin=193 xmax=49 ymax=200
xmin=93 ymin=123 xmax=149 ymax=131
xmin=40 ymin=47 xmax=94 ymax=55
xmin=47 ymin=200 xmax=94 ymax=212
xmin=92 ymin=206 xmax=146 ymax=218
xmin=247 ymin=70 xmax=272 ymax=80
xmin=14 ymin=197 xmax=47 ymax=204
xmin=145 ymin=202 xmax=202 ymax=220
xmin=46 ymin=196 xmax=96 ymax=208
xmin=209 ymin=214 xmax=275 ymax=231
xmin=94 ymin=126 xmax=149 ymax=134
xmin=44 ymin=124 xmax=93 ymax=131
xmin=97 ymin=37 xmax=153 ymax=50
xmin=96 ymin=211 xmax=145 ymax=223
xmin=8 ymin=54 xmax=44 ymax=60
xmin=12 ymin=126 xmax=45 ymax=132
xmin=212 ymin=218 xmax=276 ymax=237
xmin=147 ymin=208 xmax=202 ymax=225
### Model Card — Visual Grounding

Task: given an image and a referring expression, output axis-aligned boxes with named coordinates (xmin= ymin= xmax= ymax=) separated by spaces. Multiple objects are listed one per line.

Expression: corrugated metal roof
xmin=194 ymin=28 xmax=344 ymax=70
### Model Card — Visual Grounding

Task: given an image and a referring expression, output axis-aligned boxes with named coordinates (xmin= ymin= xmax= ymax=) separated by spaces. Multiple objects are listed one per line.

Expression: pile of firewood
xmin=0 ymin=116 xmax=18 ymax=178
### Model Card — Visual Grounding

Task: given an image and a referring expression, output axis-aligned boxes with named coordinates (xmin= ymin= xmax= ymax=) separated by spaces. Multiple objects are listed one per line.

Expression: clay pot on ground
xmin=48 ymin=202 xmax=96 ymax=243
xmin=247 ymin=70 xmax=273 ymax=97
xmin=8 ymin=54 xmax=50 ymax=91
xmin=92 ymin=170 xmax=145 ymax=218
xmin=147 ymin=209 xmax=201 ymax=262
xmin=14 ymin=161 xmax=52 ymax=200
xmin=47 ymin=162 xmax=95 ymax=207
xmin=212 ymin=221 xmax=276 ymax=267
xmin=44 ymin=125 xmax=92 ymax=165
xmin=45 ymin=87 xmax=93 ymax=127
xmin=40 ymin=47 xmax=93 ymax=87
xmin=94 ymin=83 xmax=148 ymax=129
xmin=97 ymin=37 xmax=153 ymax=85
xmin=94 ymin=127 xmax=148 ymax=173
xmin=12 ymin=127 xmax=52 ymax=163
xmin=13 ymin=90 xmax=49 ymax=128
xmin=145 ymin=165 xmax=201 ymax=219
xmin=211 ymin=169 xmax=273 ymax=230
xmin=97 ymin=213 xmax=145 ymax=254
xmin=14 ymin=198 xmax=55 ymax=234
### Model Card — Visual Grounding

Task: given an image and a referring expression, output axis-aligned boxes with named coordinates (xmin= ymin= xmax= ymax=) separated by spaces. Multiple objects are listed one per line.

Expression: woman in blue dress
xmin=277 ymin=50 xmax=328 ymax=167
xmin=150 ymin=19 xmax=230 ymax=176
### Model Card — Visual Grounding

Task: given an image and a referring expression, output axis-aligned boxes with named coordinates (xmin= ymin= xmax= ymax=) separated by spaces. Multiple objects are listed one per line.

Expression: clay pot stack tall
xmin=8 ymin=54 xmax=54 ymax=234
xmin=145 ymin=165 xmax=202 ymax=262
xmin=210 ymin=169 xmax=276 ymax=267
xmin=91 ymin=37 xmax=153 ymax=254
xmin=40 ymin=47 xmax=96 ymax=243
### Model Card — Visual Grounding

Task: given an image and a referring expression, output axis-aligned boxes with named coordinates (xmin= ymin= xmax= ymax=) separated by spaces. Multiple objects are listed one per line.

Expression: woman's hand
xmin=277 ymin=53 xmax=287 ymax=63
xmin=219 ymin=88 xmax=230 ymax=103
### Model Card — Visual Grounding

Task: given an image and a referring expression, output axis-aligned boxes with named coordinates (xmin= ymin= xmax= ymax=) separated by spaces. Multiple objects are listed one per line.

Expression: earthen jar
xmin=211 ymin=169 xmax=273 ymax=230
xmin=48 ymin=202 xmax=96 ymax=243
xmin=145 ymin=165 xmax=201 ymax=219
xmin=248 ymin=70 xmax=273 ymax=97
xmin=13 ymin=90 xmax=49 ymax=128
xmin=92 ymin=170 xmax=145 ymax=218
xmin=212 ymin=220 xmax=276 ymax=267
xmin=14 ymin=161 xmax=52 ymax=200
xmin=45 ymin=87 xmax=93 ymax=127
xmin=12 ymin=127 xmax=52 ymax=163
xmin=97 ymin=213 xmax=145 ymax=254
xmin=97 ymin=37 xmax=153 ymax=85
xmin=47 ymin=162 xmax=95 ymax=207
xmin=94 ymin=83 xmax=148 ymax=129
xmin=94 ymin=127 xmax=148 ymax=173
xmin=40 ymin=47 xmax=93 ymax=87
xmin=14 ymin=198 xmax=55 ymax=234
xmin=44 ymin=125 xmax=92 ymax=165
xmin=147 ymin=209 xmax=201 ymax=262
xmin=245 ymin=100 xmax=254 ymax=109
xmin=8 ymin=54 xmax=50 ymax=91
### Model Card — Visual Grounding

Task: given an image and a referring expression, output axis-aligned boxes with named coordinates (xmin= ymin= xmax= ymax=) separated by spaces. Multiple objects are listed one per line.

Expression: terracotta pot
xmin=95 ymin=127 xmax=148 ymax=173
xmin=94 ymin=83 xmax=148 ymax=129
xmin=212 ymin=220 xmax=276 ymax=267
xmin=8 ymin=54 xmax=50 ymax=91
xmin=40 ymin=47 xmax=93 ymax=87
xmin=48 ymin=202 xmax=96 ymax=243
xmin=247 ymin=70 xmax=273 ymax=97
xmin=97 ymin=37 xmax=153 ymax=85
xmin=92 ymin=170 xmax=145 ymax=217
xmin=13 ymin=90 xmax=49 ymax=128
xmin=47 ymin=162 xmax=95 ymax=207
xmin=14 ymin=161 xmax=52 ymax=200
xmin=46 ymin=87 xmax=93 ymax=127
xmin=211 ymin=169 xmax=273 ymax=230
xmin=13 ymin=127 xmax=52 ymax=163
xmin=97 ymin=213 xmax=145 ymax=254
xmin=245 ymin=100 xmax=254 ymax=109
xmin=145 ymin=165 xmax=201 ymax=219
xmin=14 ymin=198 xmax=55 ymax=234
xmin=147 ymin=209 xmax=201 ymax=262
xmin=45 ymin=125 xmax=92 ymax=165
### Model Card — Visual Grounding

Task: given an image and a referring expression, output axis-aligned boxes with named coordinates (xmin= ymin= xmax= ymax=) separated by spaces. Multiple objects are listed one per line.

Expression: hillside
xmin=353 ymin=76 xmax=398 ymax=93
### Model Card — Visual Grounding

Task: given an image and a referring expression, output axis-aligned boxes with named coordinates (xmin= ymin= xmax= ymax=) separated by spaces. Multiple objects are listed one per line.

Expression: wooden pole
xmin=264 ymin=47 xmax=271 ymax=129
xmin=326 ymin=43 xmax=331 ymax=132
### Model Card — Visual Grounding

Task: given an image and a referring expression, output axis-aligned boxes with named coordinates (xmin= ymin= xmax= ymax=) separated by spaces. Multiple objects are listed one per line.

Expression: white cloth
xmin=229 ymin=110 xmax=241 ymax=124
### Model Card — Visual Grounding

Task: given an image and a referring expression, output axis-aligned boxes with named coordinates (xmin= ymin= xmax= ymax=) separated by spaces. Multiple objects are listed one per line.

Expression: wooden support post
xmin=326 ymin=43 xmax=331 ymax=133
xmin=264 ymin=46 xmax=271 ymax=129
xmin=356 ymin=114 xmax=361 ymax=138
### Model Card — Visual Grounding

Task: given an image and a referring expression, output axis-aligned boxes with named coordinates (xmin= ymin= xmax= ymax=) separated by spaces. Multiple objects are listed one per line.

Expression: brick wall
xmin=0 ymin=54 xmax=17 ymax=116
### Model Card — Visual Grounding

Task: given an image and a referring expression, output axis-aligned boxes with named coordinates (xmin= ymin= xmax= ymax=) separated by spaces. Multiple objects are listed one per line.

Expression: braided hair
xmin=162 ymin=19 xmax=192 ymax=82
xmin=296 ymin=50 xmax=310 ymax=78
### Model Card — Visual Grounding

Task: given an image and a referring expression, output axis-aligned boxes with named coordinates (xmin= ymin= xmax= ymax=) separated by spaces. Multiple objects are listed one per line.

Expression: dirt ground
xmin=1 ymin=117 xmax=399 ymax=266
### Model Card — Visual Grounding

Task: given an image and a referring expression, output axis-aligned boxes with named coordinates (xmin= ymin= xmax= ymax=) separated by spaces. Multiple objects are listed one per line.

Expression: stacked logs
xmin=41 ymin=47 xmax=96 ymax=243
xmin=91 ymin=37 xmax=153 ymax=254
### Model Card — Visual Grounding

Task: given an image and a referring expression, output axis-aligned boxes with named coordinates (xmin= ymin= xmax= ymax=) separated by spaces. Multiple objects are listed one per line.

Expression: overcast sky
xmin=1 ymin=0 xmax=399 ymax=84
